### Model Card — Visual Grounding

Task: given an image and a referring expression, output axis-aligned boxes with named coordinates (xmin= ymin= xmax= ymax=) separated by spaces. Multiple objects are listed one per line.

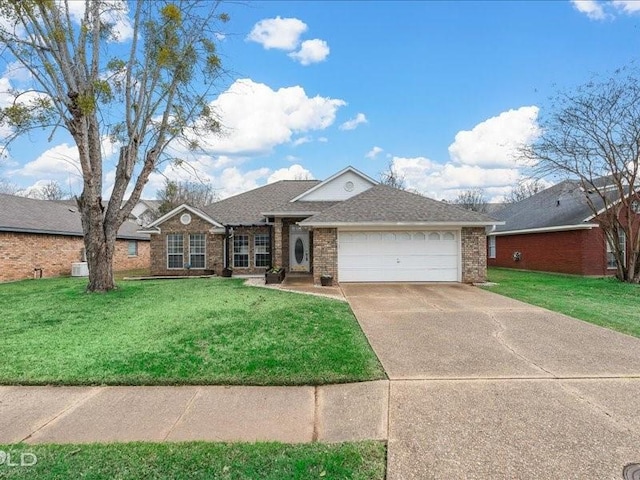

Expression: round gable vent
xmin=180 ymin=213 xmax=192 ymax=225
xmin=344 ymin=181 xmax=355 ymax=192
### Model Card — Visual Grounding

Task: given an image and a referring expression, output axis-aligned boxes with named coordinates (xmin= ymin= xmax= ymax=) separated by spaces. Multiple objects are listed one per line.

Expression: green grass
xmin=484 ymin=268 xmax=640 ymax=337
xmin=0 ymin=277 xmax=384 ymax=385
xmin=0 ymin=441 xmax=386 ymax=479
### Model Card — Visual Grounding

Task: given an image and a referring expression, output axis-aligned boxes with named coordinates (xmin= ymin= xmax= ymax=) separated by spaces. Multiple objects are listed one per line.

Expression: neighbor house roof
xmin=0 ymin=193 xmax=149 ymax=240
xmin=300 ymin=184 xmax=501 ymax=226
xmin=490 ymin=180 xmax=613 ymax=235
xmin=202 ymin=180 xmax=322 ymax=225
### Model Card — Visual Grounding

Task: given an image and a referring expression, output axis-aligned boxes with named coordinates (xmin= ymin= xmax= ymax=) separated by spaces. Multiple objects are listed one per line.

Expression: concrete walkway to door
xmin=342 ymin=283 xmax=640 ymax=480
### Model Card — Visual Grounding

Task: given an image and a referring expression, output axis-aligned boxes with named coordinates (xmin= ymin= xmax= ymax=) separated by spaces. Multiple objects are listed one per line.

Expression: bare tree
xmin=0 ymin=1 xmax=227 ymax=291
xmin=521 ymin=68 xmax=640 ymax=282
xmin=0 ymin=178 xmax=19 ymax=195
xmin=157 ymin=178 xmax=218 ymax=215
xmin=380 ymin=160 xmax=406 ymax=189
xmin=28 ymin=180 xmax=69 ymax=200
xmin=452 ymin=188 xmax=488 ymax=213
xmin=505 ymin=179 xmax=544 ymax=204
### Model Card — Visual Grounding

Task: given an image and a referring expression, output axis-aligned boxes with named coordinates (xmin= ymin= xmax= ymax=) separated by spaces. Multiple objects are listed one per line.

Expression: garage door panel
xmin=338 ymin=230 xmax=459 ymax=282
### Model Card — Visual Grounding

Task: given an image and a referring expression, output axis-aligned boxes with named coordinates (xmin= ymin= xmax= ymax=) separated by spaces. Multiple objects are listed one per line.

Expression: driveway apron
xmin=342 ymin=283 xmax=640 ymax=480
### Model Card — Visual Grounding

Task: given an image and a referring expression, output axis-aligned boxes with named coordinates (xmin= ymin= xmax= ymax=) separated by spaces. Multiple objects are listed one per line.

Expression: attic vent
xmin=180 ymin=213 xmax=192 ymax=225
xmin=68 ymin=208 xmax=76 ymax=213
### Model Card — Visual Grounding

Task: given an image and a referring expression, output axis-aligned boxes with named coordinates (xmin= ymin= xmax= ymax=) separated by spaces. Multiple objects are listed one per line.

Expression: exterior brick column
xmin=312 ymin=228 xmax=338 ymax=285
xmin=273 ymin=218 xmax=283 ymax=268
xmin=461 ymin=227 xmax=487 ymax=283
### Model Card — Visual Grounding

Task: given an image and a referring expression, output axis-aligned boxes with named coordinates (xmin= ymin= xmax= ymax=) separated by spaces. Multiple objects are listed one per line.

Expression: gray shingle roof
xmin=492 ymin=180 xmax=610 ymax=232
xmin=203 ymin=180 xmax=322 ymax=224
xmin=300 ymin=184 xmax=500 ymax=225
xmin=0 ymin=193 xmax=149 ymax=240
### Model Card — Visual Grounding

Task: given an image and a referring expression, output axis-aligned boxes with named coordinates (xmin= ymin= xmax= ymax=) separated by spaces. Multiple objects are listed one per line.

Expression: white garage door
xmin=338 ymin=230 xmax=459 ymax=282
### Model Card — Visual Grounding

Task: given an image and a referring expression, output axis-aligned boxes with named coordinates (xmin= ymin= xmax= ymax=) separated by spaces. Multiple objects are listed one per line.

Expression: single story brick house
xmin=488 ymin=179 xmax=639 ymax=275
xmin=0 ymin=193 xmax=150 ymax=283
xmin=142 ymin=166 xmax=500 ymax=285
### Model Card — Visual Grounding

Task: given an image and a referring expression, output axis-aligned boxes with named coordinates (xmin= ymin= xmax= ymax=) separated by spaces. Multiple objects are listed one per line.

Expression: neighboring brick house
xmin=142 ymin=166 xmax=500 ymax=285
xmin=0 ymin=193 xmax=150 ymax=283
xmin=488 ymin=180 xmax=640 ymax=275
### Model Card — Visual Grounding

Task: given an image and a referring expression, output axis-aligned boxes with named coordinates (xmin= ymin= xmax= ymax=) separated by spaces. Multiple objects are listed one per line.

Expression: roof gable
xmin=300 ymin=185 xmax=501 ymax=226
xmin=290 ymin=166 xmax=377 ymax=202
xmin=145 ymin=204 xmax=224 ymax=229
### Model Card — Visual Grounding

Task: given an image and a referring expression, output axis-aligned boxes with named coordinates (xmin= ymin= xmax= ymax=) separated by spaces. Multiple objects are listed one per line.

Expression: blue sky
xmin=2 ymin=0 xmax=640 ymax=201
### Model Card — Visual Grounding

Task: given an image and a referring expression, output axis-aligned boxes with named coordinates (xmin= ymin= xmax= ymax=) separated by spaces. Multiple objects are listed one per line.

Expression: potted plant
xmin=265 ymin=266 xmax=285 ymax=284
xmin=320 ymin=273 xmax=333 ymax=286
xmin=221 ymin=267 xmax=233 ymax=277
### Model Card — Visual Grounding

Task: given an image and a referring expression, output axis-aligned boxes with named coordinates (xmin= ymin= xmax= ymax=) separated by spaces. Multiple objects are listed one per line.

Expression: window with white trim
xmin=254 ymin=234 xmax=270 ymax=267
xmin=128 ymin=240 xmax=138 ymax=257
xmin=233 ymin=234 xmax=249 ymax=268
xmin=167 ymin=234 xmax=184 ymax=269
xmin=488 ymin=236 xmax=496 ymax=259
xmin=189 ymin=234 xmax=206 ymax=269
xmin=606 ymin=230 xmax=626 ymax=269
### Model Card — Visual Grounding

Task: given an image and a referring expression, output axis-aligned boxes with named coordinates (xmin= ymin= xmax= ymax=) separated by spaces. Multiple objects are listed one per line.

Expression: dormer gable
xmin=290 ymin=166 xmax=377 ymax=202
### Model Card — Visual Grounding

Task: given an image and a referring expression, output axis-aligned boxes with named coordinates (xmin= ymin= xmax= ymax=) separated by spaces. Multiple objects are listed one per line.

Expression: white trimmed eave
xmin=489 ymin=223 xmax=599 ymax=236
xmin=261 ymin=211 xmax=320 ymax=217
xmin=289 ymin=166 xmax=378 ymax=202
xmin=145 ymin=204 xmax=224 ymax=229
xmin=299 ymin=221 xmax=505 ymax=229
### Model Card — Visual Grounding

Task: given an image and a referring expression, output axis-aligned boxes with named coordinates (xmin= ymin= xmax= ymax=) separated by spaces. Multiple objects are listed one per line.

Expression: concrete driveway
xmin=342 ymin=283 xmax=640 ymax=480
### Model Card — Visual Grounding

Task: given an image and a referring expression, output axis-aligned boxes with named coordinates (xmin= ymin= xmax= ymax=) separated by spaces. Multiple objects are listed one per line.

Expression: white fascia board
xmin=289 ymin=166 xmax=378 ymax=202
xmin=489 ymin=223 xmax=599 ymax=236
xmin=146 ymin=204 xmax=224 ymax=228
xmin=137 ymin=228 xmax=160 ymax=235
xmin=300 ymin=221 xmax=505 ymax=228
xmin=261 ymin=211 xmax=319 ymax=217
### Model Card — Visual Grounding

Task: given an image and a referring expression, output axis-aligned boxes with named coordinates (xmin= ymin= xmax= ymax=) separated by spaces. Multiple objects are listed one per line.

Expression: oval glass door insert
xmin=294 ymin=238 xmax=304 ymax=264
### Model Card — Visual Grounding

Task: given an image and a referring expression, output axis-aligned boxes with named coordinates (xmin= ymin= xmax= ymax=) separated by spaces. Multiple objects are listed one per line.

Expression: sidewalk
xmin=0 ymin=381 xmax=388 ymax=444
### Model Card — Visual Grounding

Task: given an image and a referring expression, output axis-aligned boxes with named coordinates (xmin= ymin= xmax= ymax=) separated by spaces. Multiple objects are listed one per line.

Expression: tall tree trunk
xmin=79 ymin=194 xmax=116 ymax=292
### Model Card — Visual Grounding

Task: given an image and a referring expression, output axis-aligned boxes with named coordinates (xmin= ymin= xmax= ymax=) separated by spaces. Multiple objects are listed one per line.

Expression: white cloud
xmin=247 ymin=17 xmax=308 ymax=50
xmin=267 ymin=164 xmax=314 ymax=183
xmin=613 ymin=0 xmax=640 ymax=13
xmin=571 ymin=0 xmax=608 ymax=19
xmin=292 ymin=136 xmax=312 ymax=147
xmin=572 ymin=0 xmax=640 ymax=19
xmin=62 ymin=0 xmax=133 ymax=42
xmin=390 ymin=156 xmax=521 ymax=201
xmin=448 ymin=106 xmax=539 ymax=168
xmin=2 ymin=61 xmax=31 ymax=82
xmin=317 ymin=137 xmax=328 ymax=143
xmin=288 ymin=39 xmax=330 ymax=65
xmin=340 ymin=113 xmax=368 ymax=131
xmin=385 ymin=105 xmax=542 ymax=201
xmin=365 ymin=146 xmax=383 ymax=159
xmin=196 ymin=79 xmax=345 ymax=155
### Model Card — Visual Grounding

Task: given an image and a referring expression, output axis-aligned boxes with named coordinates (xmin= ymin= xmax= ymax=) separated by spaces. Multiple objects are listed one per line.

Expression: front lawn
xmin=0 ymin=441 xmax=386 ymax=480
xmin=0 ymin=278 xmax=384 ymax=385
xmin=485 ymin=268 xmax=640 ymax=337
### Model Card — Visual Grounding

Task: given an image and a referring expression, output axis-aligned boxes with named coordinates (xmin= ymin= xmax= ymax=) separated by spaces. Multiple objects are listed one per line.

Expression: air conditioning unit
xmin=71 ymin=262 xmax=89 ymax=277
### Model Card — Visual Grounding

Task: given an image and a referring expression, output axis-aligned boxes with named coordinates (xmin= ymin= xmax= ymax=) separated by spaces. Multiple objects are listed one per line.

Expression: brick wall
xmin=312 ymin=228 xmax=338 ymax=285
xmin=150 ymin=213 xmax=224 ymax=276
xmin=0 ymin=231 xmax=149 ymax=283
xmin=149 ymin=213 xmax=271 ymax=276
xmin=461 ymin=227 xmax=487 ymax=283
xmin=488 ymin=228 xmax=609 ymax=275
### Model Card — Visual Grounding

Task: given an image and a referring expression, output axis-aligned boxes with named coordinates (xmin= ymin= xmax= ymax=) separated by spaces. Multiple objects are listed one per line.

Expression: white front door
xmin=289 ymin=226 xmax=310 ymax=272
